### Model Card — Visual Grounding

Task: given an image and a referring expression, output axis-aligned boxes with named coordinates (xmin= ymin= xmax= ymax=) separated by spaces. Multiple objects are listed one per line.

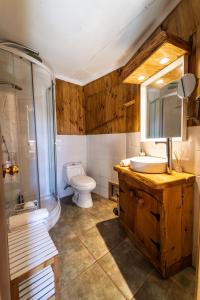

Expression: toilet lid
xmin=70 ymin=175 xmax=95 ymax=188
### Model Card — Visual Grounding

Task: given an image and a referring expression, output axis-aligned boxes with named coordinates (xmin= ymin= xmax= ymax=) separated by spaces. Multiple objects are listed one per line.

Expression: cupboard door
xmin=119 ymin=180 xmax=137 ymax=232
xmin=134 ymin=190 xmax=161 ymax=262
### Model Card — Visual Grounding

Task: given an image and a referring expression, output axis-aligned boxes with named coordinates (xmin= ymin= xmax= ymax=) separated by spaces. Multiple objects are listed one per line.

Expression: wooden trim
xmin=86 ymin=114 xmax=124 ymax=134
xmin=123 ymin=100 xmax=135 ymax=107
xmin=108 ymin=181 xmax=119 ymax=202
xmin=121 ymin=30 xmax=190 ymax=82
xmin=0 ymin=133 xmax=11 ymax=300
xmin=52 ymin=255 xmax=60 ymax=299
xmin=195 ymin=208 xmax=200 ymax=300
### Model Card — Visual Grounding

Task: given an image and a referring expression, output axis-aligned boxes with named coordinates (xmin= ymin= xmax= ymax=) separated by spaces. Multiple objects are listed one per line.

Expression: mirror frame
xmin=140 ymin=55 xmax=188 ymax=142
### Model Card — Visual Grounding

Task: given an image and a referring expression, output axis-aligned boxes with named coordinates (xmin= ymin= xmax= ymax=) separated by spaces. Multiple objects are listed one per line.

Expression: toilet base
xmin=72 ymin=191 xmax=93 ymax=208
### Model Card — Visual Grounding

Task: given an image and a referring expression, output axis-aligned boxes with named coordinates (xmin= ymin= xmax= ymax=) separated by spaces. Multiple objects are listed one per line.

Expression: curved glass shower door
xmin=0 ymin=49 xmax=40 ymax=217
xmin=0 ymin=48 xmax=57 ymax=219
xmin=32 ymin=64 xmax=57 ymax=211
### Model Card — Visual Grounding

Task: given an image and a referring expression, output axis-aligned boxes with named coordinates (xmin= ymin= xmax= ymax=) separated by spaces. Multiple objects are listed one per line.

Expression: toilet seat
xmin=70 ymin=175 xmax=96 ymax=190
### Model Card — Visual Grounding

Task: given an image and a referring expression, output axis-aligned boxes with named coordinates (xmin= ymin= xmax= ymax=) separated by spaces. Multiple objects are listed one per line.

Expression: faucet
xmin=155 ymin=137 xmax=172 ymax=174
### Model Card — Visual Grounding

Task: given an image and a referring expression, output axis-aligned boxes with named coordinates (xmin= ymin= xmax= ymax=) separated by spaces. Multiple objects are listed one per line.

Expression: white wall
xmin=56 ymin=135 xmax=87 ymax=198
xmin=126 ymin=132 xmax=141 ymax=158
xmin=86 ymin=134 xmax=127 ymax=198
xmin=56 ymin=133 xmax=140 ymax=199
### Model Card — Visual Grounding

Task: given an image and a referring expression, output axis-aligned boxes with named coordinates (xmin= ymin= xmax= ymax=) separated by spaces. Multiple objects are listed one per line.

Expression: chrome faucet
xmin=155 ymin=137 xmax=173 ymax=174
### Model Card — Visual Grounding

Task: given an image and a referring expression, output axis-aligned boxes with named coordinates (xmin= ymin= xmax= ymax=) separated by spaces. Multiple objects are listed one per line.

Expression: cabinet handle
xmin=119 ymin=206 xmax=124 ymax=213
xmin=150 ymin=211 xmax=160 ymax=222
xmin=130 ymin=189 xmax=138 ymax=198
xmin=150 ymin=238 xmax=160 ymax=251
xmin=119 ymin=187 xmax=124 ymax=193
xmin=136 ymin=198 xmax=143 ymax=205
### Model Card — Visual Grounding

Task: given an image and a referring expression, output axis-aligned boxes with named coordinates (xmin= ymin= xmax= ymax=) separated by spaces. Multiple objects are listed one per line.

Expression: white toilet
xmin=64 ymin=162 xmax=96 ymax=208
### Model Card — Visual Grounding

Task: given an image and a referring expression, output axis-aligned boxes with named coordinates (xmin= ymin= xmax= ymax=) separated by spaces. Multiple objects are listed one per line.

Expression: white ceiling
xmin=0 ymin=0 xmax=180 ymax=85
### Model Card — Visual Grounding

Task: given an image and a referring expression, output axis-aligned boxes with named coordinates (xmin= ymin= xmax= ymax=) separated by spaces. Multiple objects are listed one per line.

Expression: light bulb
xmin=138 ymin=75 xmax=145 ymax=81
xmin=160 ymin=57 xmax=170 ymax=65
xmin=156 ymin=79 xmax=164 ymax=85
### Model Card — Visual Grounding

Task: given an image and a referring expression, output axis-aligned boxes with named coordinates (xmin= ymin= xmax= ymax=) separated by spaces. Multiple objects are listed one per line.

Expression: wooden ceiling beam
xmin=121 ymin=30 xmax=191 ymax=84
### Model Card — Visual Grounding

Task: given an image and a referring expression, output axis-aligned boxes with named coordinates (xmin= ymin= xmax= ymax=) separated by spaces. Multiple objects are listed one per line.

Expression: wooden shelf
xmin=122 ymin=30 xmax=190 ymax=84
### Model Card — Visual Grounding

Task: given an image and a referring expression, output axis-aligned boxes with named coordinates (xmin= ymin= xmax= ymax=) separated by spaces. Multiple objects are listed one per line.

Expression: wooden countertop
xmin=114 ymin=164 xmax=195 ymax=189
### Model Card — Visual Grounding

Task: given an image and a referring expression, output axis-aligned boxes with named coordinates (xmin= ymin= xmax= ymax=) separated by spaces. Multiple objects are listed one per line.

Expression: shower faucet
xmin=155 ymin=137 xmax=172 ymax=174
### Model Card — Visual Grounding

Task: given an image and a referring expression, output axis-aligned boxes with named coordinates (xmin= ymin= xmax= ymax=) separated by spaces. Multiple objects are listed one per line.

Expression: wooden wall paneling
xmin=62 ymin=81 xmax=71 ymax=134
xmin=69 ymin=84 xmax=76 ymax=134
xmin=187 ymin=29 xmax=198 ymax=126
xmin=79 ymin=87 xmax=85 ymax=134
xmin=56 ymin=79 xmax=85 ymax=135
xmin=161 ymin=0 xmax=197 ymax=41
xmin=161 ymin=0 xmax=200 ymax=127
xmin=84 ymin=70 xmax=140 ymax=134
xmin=84 ymin=69 xmax=122 ymax=97
xmin=56 ymin=79 xmax=64 ymax=134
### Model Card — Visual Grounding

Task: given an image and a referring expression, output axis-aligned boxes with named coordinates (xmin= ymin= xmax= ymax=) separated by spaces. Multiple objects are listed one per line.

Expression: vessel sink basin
xmin=130 ymin=156 xmax=167 ymax=174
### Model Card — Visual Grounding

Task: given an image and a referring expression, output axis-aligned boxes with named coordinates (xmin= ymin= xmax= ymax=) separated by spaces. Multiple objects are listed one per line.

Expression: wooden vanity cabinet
xmin=114 ymin=165 xmax=195 ymax=278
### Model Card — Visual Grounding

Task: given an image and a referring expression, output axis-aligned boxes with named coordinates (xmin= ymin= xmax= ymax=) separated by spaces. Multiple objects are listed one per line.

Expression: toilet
xmin=64 ymin=162 xmax=96 ymax=208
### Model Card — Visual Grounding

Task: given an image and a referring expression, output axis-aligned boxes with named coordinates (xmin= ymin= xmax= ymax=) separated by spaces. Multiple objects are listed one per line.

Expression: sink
xmin=130 ymin=156 xmax=167 ymax=174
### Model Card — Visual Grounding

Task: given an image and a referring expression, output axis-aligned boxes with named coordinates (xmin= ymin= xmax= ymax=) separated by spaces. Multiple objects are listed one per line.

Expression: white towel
xmin=9 ymin=208 xmax=49 ymax=230
xmin=120 ymin=158 xmax=132 ymax=167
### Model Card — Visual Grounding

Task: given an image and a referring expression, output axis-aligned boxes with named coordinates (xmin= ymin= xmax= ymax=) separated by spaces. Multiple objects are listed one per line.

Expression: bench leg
xmin=10 ymin=282 xmax=19 ymax=300
xmin=52 ymin=255 xmax=60 ymax=299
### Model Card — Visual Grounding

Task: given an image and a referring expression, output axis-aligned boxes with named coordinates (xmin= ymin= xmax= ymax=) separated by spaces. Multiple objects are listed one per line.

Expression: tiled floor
xmin=50 ymin=193 xmax=195 ymax=300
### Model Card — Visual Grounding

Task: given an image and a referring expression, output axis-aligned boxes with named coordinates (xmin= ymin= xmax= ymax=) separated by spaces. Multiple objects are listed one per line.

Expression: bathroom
xmin=0 ymin=0 xmax=200 ymax=299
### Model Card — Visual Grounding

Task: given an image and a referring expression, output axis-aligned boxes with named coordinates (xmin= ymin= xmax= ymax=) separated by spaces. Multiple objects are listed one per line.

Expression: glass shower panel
xmin=32 ymin=64 xmax=56 ymax=209
xmin=0 ymin=49 xmax=40 ymax=217
xmin=0 ymin=48 xmax=13 ymax=83
xmin=13 ymin=56 xmax=40 ymax=205
xmin=0 ymin=49 xmax=19 ymax=217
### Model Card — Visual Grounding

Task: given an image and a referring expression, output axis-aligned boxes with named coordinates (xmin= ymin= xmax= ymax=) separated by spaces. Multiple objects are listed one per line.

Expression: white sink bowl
xmin=130 ymin=156 xmax=167 ymax=174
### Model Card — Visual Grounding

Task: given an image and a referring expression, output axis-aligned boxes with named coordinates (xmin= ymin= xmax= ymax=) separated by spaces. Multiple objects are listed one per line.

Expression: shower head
xmin=0 ymin=81 xmax=22 ymax=91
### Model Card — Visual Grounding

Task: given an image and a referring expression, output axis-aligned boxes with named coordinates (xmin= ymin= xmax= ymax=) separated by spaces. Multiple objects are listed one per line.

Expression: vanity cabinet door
xmin=119 ymin=179 xmax=161 ymax=263
xmin=119 ymin=180 xmax=137 ymax=232
xmin=134 ymin=190 xmax=161 ymax=262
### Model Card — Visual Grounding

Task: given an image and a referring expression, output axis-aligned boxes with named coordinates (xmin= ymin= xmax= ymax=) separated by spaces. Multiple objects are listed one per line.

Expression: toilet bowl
xmin=64 ymin=162 xmax=96 ymax=208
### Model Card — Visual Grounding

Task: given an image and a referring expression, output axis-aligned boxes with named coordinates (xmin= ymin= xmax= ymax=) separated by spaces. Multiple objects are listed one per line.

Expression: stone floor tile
xmin=171 ymin=267 xmax=195 ymax=297
xmin=50 ymin=222 xmax=77 ymax=254
xmin=61 ymin=198 xmax=97 ymax=235
xmin=88 ymin=198 xmax=117 ymax=223
xmin=61 ymin=262 xmax=125 ymax=300
xmin=134 ymin=270 xmax=194 ymax=300
xmin=79 ymin=218 xmax=126 ymax=259
xmin=59 ymin=236 xmax=95 ymax=287
xmin=98 ymin=238 xmax=153 ymax=299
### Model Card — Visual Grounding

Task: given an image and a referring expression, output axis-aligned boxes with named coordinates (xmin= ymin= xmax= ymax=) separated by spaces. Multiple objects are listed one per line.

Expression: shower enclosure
xmin=0 ymin=45 xmax=60 ymax=227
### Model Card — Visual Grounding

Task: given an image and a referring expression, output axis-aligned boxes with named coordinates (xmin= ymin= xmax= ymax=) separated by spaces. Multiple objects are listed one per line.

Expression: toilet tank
xmin=64 ymin=162 xmax=85 ymax=183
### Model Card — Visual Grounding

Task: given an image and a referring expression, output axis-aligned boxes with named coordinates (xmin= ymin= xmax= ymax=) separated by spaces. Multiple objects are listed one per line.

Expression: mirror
xmin=177 ymin=73 xmax=196 ymax=99
xmin=140 ymin=56 xmax=187 ymax=141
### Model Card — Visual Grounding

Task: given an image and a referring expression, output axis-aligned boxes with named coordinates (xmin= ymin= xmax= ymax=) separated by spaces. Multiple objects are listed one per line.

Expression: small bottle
xmin=17 ymin=193 xmax=24 ymax=204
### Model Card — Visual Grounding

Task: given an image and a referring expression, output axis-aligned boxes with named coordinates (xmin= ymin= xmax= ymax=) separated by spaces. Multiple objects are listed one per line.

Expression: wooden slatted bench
xmin=8 ymin=223 xmax=60 ymax=300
